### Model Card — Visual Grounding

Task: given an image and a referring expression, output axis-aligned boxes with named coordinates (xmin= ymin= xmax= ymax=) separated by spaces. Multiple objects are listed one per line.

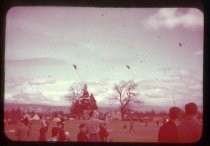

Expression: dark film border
xmin=0 ymin=0 xmax=209 ymax=146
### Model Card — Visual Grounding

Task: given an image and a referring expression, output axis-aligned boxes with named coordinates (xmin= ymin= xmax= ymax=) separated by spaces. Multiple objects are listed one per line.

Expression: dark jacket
xmin=77 ymin=131 xmax=88 ymax=142
xmin=99 ymin=126 xmax=109 ymax=142
xmin=177 ymin=116 xmax=202 ymax=143
xmin=158 ymin=120 xmax=178 ymax=143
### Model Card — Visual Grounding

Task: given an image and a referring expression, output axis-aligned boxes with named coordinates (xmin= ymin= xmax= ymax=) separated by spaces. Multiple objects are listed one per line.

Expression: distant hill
xmin=4 ymin=102 xmax=117 ymax=113
xmin=4 ymin=102 xmax=69 ymax=113
xmin=4 ymin=102 xmax=203 ymax=113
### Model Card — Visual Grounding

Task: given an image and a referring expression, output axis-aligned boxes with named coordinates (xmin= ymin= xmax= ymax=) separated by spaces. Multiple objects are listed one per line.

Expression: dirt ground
xmin=4 ymin=119 xmax=160 ymax=142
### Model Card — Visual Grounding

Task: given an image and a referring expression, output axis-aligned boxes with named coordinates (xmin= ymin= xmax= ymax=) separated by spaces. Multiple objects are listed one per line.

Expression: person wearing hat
xmin=158 ymin=107 xmax=181 ymax=143
xmin=77 ymin=123 xmax=88 ymax=142
xmin=177 ymin=102 xmax=202 ymax=143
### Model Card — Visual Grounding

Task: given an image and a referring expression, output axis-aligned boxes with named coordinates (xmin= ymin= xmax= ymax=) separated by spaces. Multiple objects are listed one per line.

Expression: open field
xmin=4 ymin=119 xmax=160 ymax=142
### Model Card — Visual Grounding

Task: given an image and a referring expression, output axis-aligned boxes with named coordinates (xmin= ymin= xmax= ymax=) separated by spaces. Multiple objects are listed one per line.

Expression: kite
xmin=126 ymin=65 xmax=130 ymax=69
xmin=179 ymin=42 xmax=182 ymax=47
xmin=73 ymin=64 xmax=77 ymax=70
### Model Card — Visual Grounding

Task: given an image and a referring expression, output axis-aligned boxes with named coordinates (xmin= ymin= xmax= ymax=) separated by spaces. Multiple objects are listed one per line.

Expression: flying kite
xmin=179 ymin=42 xmax=182 ymax=47
xmin=73 ymin=64 xmax=77 ymax=70
xmin=126 ymin=65 xmax=130 ymax=70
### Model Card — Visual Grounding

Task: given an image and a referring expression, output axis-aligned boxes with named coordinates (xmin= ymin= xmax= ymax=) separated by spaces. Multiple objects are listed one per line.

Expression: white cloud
xmin=5 ymin=57 xmax=68 ymax=67
xmin=143 ymin=8 xmax=203 ymax=30
xmin=193 ymin=50 xmax=203 ymax=56
xmin=4 ymin=68 xmax=202 ymax=108
xmin=29 ymin=77 xmax=56 ymax=85
xmin=137 ymin=68 xmax=202 ymax=106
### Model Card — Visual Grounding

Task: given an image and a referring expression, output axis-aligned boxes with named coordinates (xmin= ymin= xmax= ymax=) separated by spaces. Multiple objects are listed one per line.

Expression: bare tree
xmin=111 ymin=80 xmax=142 ymax=120
xmin=65 ymin=82 xmax=84 ymax=107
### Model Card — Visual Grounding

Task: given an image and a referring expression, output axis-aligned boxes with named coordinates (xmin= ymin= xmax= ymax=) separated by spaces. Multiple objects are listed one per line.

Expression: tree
xmin=65 ymin=82 xmax=84 ymax=106
xmin=111 ymin=80 xmax=142 ymax=120
xmin=65 ymin=83 xmax=98 ymax=118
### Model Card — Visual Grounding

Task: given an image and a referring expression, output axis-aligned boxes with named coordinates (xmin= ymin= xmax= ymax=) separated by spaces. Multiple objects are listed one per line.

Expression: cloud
xmin=143 ymin=8 xmax=203 ymax=30
xmin=29 ymin=78 xmax=56 ymax=85
xmin=137 ymin=67 xmax=202 ymax=105
xmin=5 ymin=79 xmax=70 ymax=106
xmin=4 ymin=67 xmax=202 ymax=108
xmin=5 ymin=77 xmax=29 ymax=90
xmin=5 ymin=77 xmax=57 ymax=91
xmin=11 ymin=92 xmax=49 ymax=104
xmin=5 ymin=57 xmax=68 ymax=67
xmin=193 ymin=50 xmax=203 ymax=56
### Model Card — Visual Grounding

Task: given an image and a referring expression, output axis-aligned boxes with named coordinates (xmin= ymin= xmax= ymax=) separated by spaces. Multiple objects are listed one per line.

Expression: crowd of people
xmin=13 ymin=102 xmax=202 ymax=143
xmin=14 ymin=110 xmax=110 ymax=142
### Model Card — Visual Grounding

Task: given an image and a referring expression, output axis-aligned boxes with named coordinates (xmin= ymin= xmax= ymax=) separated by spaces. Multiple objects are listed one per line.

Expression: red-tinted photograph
xmin=4 ymin=7 xmax=203 ymax=143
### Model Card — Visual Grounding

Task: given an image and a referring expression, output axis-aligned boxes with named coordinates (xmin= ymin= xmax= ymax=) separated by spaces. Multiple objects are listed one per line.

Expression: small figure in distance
xmin=177 ymin=102 xmax=202 ymax=143
xmin=129 ymin=120 xmax=135 ymax=133
xmin=158 ymin=107 xmax=181 ymax=143
xmin=77 ymin=123 xmax=88 ymax=142
xmin=156 ymin=120 xmax=159 ymax=127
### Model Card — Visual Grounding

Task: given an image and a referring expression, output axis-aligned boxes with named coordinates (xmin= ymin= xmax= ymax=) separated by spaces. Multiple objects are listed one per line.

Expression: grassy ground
xmin=4 ymin=119 xmax=160 ymax=142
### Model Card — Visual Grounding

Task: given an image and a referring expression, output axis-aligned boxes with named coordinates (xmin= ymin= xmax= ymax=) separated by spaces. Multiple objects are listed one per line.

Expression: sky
xmin=4 ymin=7 xmax=203 ymax=111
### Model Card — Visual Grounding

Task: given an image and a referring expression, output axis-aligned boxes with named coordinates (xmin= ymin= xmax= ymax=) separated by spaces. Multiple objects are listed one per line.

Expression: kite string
xmin=140 ymin=45 xmax=176 ymax=107
xmin=68 ymin=57 xmax=85 ymax=82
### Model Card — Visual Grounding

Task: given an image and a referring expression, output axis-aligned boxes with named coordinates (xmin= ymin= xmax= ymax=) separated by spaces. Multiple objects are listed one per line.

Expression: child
xmin=49 ymin=127 xmax=59 ymax=141
xmin=77 ymin=123 xmax=88 ymax=142
xmin=99 ymin=124 xmax=109 ymax=142
xmin=38 ymin=126 xmax=48 ymax=141
xmin=57 ymin=121 xmax=66 ymax=141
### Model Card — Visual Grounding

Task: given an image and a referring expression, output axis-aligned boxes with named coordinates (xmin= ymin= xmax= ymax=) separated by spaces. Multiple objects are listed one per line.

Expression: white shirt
xmin=86 ymin=117 xmax=103 ymax=134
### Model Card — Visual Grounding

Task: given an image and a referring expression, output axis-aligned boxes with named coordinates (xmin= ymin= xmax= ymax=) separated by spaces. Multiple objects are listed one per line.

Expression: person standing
xmin=99 ymin=123 xmax=109 ymax=142
xmin=38 ymin=115 xmax=48 ymax=141
xmin=77 ymin=123 xmax=88 ymax=142
xmin=38 ymin=126 xmax=48 ymax=141
xmin=129 ymin=120 xmax=135 ymax=133
xmin=177 ymin=102 xmax=202 ymax=143
xmin=57 ymin=121 xmax=66 ymax=141
xmin=85 ymin=110 xmax=107 ymax=142
xmin=48 ymin=127 xmax=59 ymax=142
xmin=156 ymin=120 xmax=159 ymax=127
xmin=15 ymin=117 xmax=30 ymax=141
xmin=158 ymin=107 xmax=181 ymax=143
